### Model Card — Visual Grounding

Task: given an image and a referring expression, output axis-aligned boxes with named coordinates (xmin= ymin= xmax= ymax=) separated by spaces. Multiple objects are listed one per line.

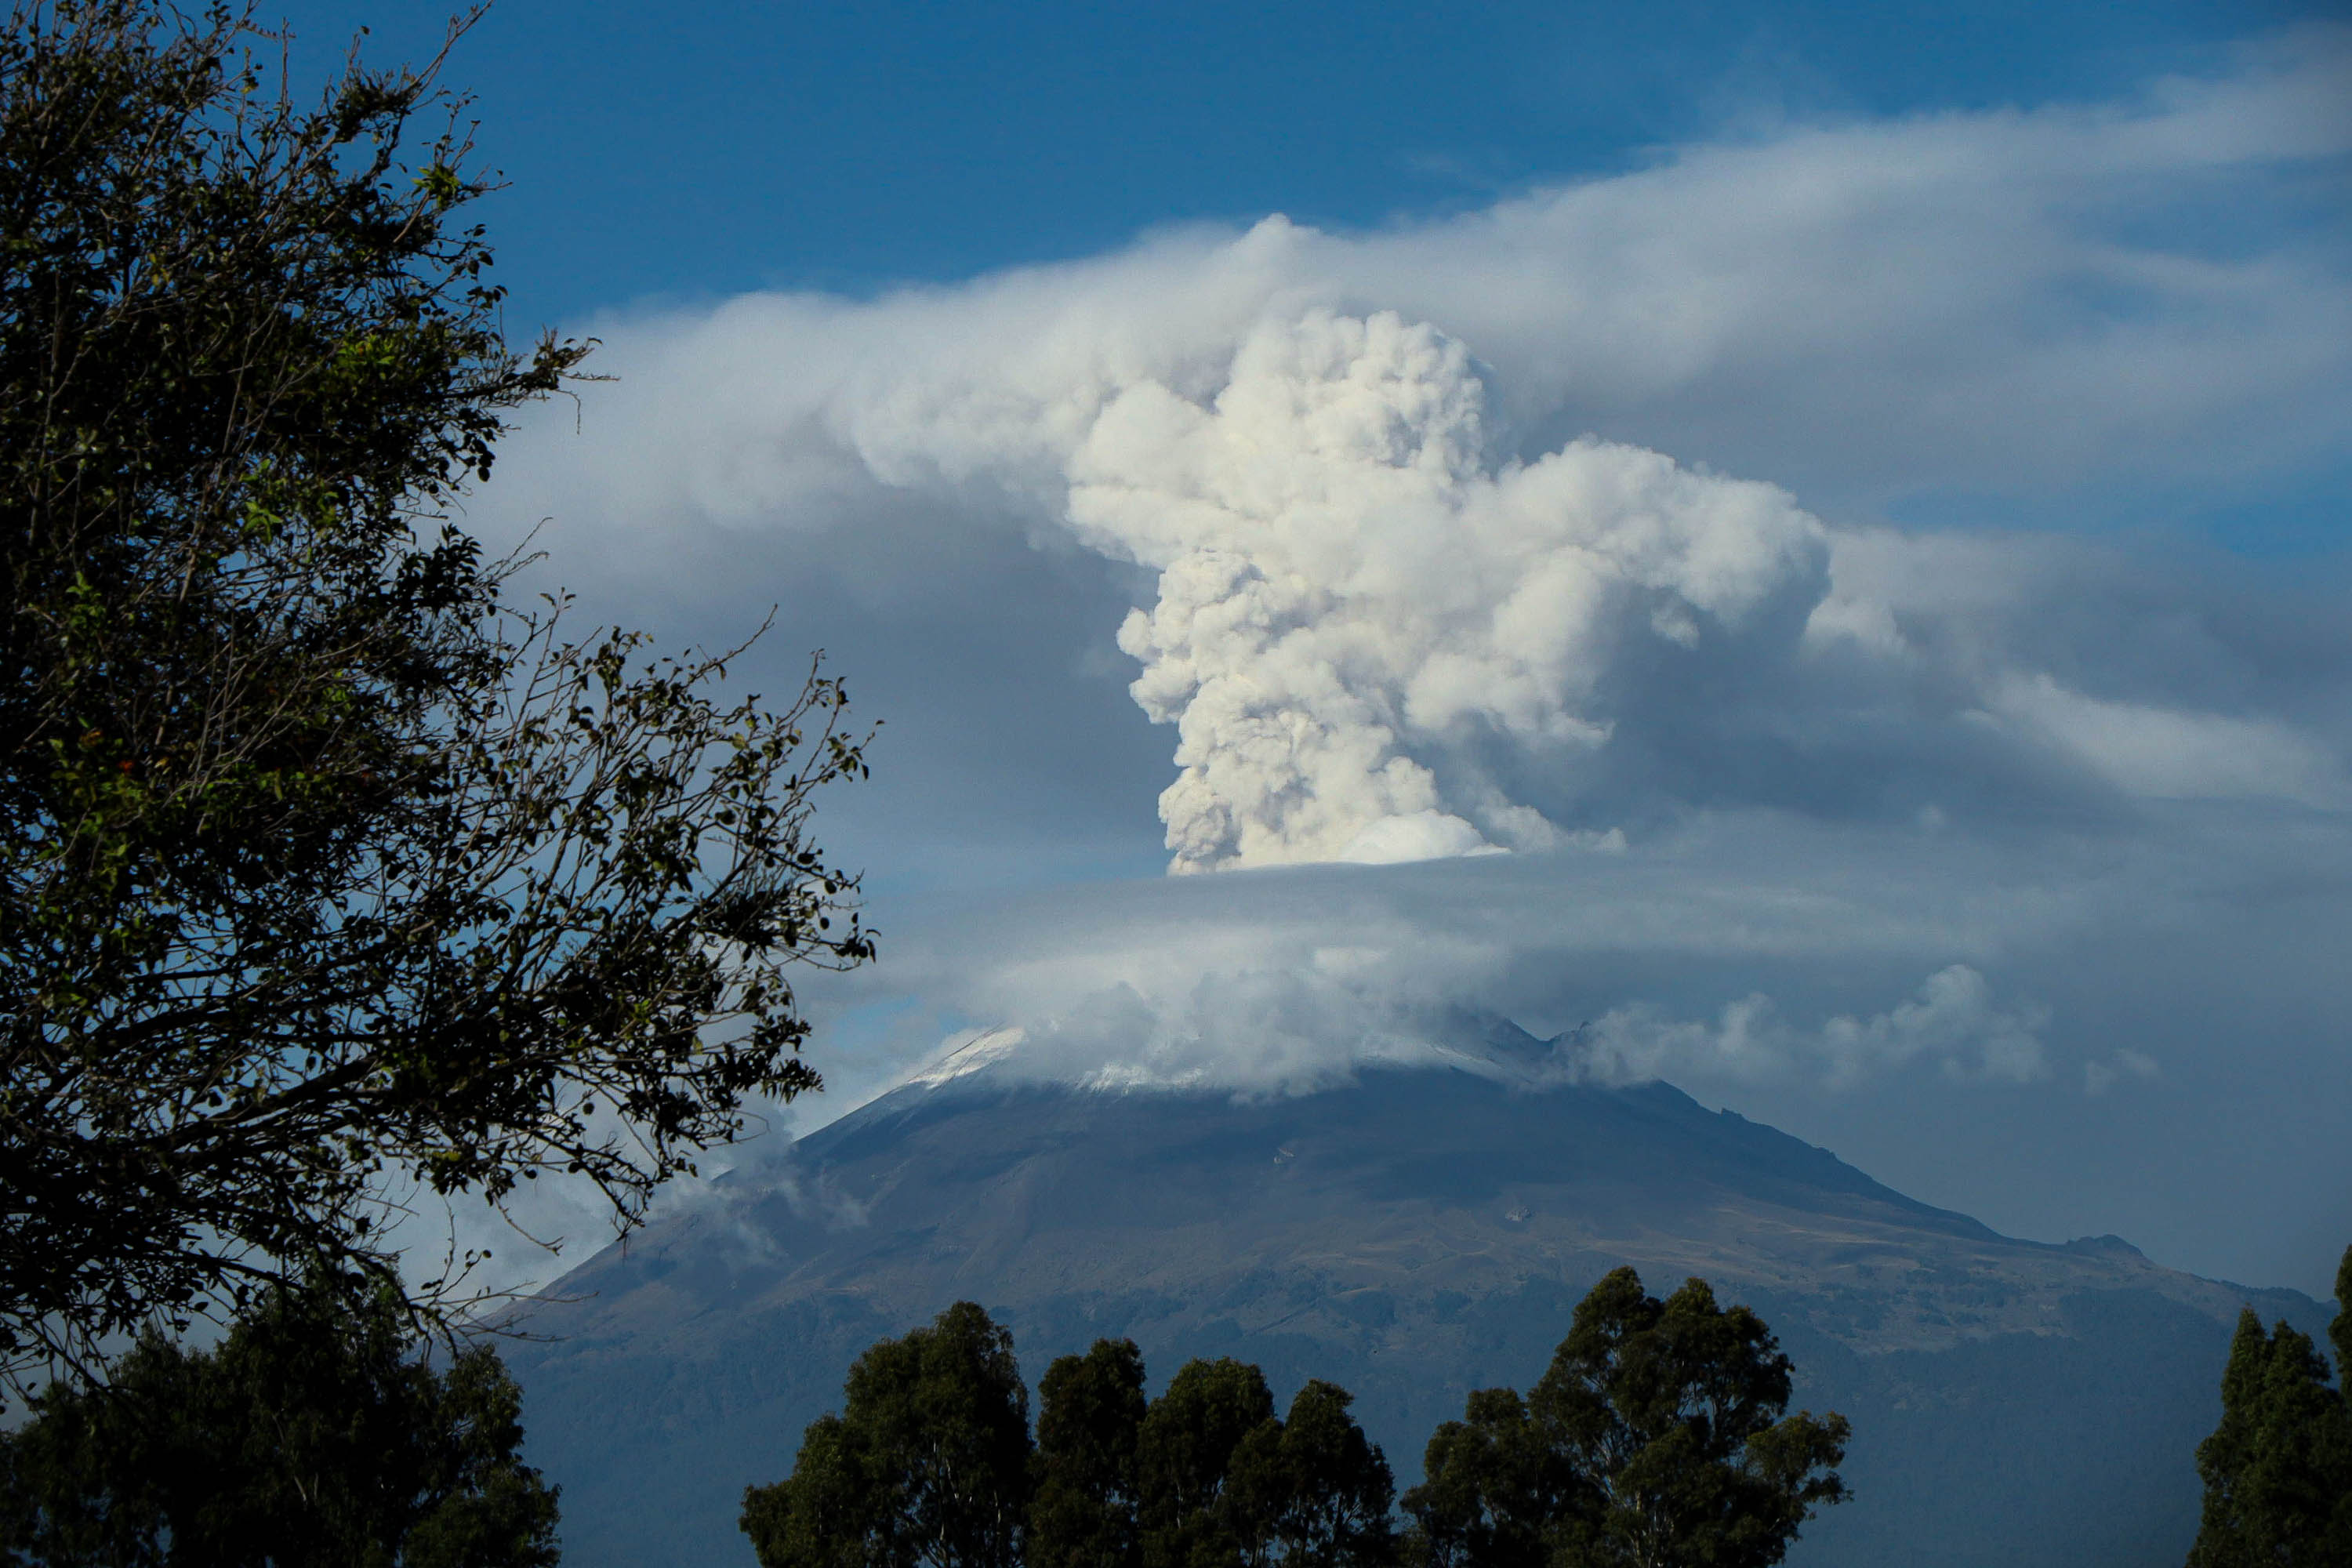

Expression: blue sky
xmin=292 ymin=2 xmax=2326 ymax=304
xmin=272 ymin=0 xmax=2347 ymax=557
xmin=274 ymin=3 xmax=2352 ymax=1298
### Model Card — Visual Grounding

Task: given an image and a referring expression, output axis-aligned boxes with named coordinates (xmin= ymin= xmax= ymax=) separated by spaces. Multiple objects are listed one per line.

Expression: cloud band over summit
xmin=458 ymin=25 xmax=2352 ymax=1291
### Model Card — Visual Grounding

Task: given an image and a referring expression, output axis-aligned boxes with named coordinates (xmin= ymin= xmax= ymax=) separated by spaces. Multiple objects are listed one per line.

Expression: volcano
xmin=510 ymin=1024 xmax=2321 ymax=1567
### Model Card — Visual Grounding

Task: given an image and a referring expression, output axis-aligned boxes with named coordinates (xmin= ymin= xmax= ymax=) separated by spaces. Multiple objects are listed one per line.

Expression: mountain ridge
xmin=511 ymin=1055 xmax=2323 ymax=1568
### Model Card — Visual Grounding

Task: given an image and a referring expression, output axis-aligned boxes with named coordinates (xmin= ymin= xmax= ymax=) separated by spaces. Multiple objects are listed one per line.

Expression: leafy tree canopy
xmin=746 ymin=1311 xmax=1396 ymax=1568
xmin=742 ymin=1302 xmax=1031 ymax=1568
xmin=1399 ymin=1387 xmax=1569 ymax=1568
xmin=1133 ymin=1354 xmax=1396 ymax=1568
xmin=0 ymin=0 xmax=871 ymax=1390
xmin=1406 ymin=1267 xmax=1848 ymax=1568
xmin=1031 ymin=1337 xmax=1149 ymax=1568
xmin=0 ymin=1273 xmax=559 ymax=1566
xmin=1136 ymin=1356 xmax=1278 ymax=1568
xmin=1225 ymin=1379 xmax=1395 ymax=1568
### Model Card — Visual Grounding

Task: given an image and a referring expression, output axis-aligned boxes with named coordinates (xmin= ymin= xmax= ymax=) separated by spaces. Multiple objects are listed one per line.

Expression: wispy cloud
xmin=1576 ymin=965 xmax=2052 ymax=1089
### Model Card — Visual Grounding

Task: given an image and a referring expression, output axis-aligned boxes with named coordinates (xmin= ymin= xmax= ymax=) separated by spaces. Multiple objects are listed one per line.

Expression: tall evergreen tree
xmin=2187 ymin=1244 xmax=2352 ymax=1566
xmin=1134 ymin=1359 xmax=1394 ymax=1568
xmin=0 ymin=1276 xmax=559 ymax=1566
xmin=739 ymin=1414 xmax=882 ymax=1568
xmin=2334 ymin=1246 xmax=2352 ymax=1393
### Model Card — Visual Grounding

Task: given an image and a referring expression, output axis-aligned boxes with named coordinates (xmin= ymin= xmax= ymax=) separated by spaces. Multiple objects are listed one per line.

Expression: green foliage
xmin=741 ymin=1414 xmax=885 ymax=1568
xmin=0 ymin=1275 xmax=558 ymax=1566
xmin=1032 ymin=1338 xmax=1149 ymax=1568
xmin=1224 ymin=1380 xmax=1395 ymax=1568
xmin=748 ymin=1313 xmax=1397 ymax=1568
xmin=1138 ymin=1356 xmax=1279 ymax=1568
xmin=0 ymin=0 xmax=872 ymax=1390
xmin=1396 ymin=1388 xmax=1567 ymax=1568
xmin=2187 ymin=1246 xmax=2352 ymax=1566
xmin=742 ymin=1303 xmax=1032 ymax=1568
xmin=754 ymin=1283 xmax=1838 ymax=1568
xmin=2336 ymin=1245 xmax=2352 ymax=1404
xmin=1406 ymin=1267 xmax=1847 ymax=1568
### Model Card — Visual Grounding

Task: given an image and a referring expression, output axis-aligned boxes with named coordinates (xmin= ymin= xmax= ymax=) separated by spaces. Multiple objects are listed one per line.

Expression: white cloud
xmin=1336 ymin=810 xmax=1500 ymax=866
xmin=1983 ymin=673 xmax=2346 ymax=806
xmin=1824 ymin=964 xmax=2051 ymax=1086
xmin=1327 ymin=963 xmax=2059 ymax=1093
xmin=473 ymin=27 xmax=2352 ymax=877
xmin=488 ymin=27 xmax=2352 ymax=548
xmin=801 ymin=809 xmax=2299 ymax=1107
xmin=1316 ymin=26 xmax=2352 ymax=501
xmin=423 ymin=29 xmax=2352 ymax=1294
xmin=1085 ymin=310 xmax=1828 ymax=868
xmin=430 ymin=804 xmax=2352 ymax=1297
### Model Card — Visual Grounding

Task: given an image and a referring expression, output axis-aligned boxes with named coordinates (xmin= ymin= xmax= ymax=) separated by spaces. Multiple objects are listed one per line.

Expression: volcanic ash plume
xmin=1064 ymin=311 xmax=1828 ymax=872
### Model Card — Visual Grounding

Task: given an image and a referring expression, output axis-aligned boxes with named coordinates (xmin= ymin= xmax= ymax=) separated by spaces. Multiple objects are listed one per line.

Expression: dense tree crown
xmin=0 ymin=0 xmax=871 ymax=1389
xmin=0 ymin=1276 xmax=559 ymax=1566
xmin=739 ymin=1302 xmax=1033 ymax=1568
xmin=2187 ymin=1245 xmax=2352 ymax=1566
xmin=1030 ymin=1338 xmax=1149 ymax=1568
xmin=746 ymin=1276 xmax=1845 ymax=1568
xmin=1405 ymin=1268 xmax=1847 ymax=1568
xmin=743 ymin=1306 xmax=1399 ymax=1568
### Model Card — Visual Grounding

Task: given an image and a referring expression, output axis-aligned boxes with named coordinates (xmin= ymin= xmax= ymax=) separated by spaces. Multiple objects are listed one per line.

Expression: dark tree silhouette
xmin=749 ymin=1314 xmax=1399 ymax=1568
xmin=1032 ymin=1338 xmax=1149 ymax=1568
xmin=1137 ymin=1356 xmax=1279 ymax=1568
xmin=742 ymin=1302 xmax=1032 ymax=1568
xmin=0 ymin=1276 xmax=559 ymax=1565
xmin=0 ymin=0 xmax=871 ymax=1392
xmin=1226 ymin=1379 xmax=1396 ymax=1568
xmin=2187 ymin=1245 xmax=2352 ymax=1566
xmin=1406 ymin=1268 xmax=1847 ymax=1568
xmin=1399 ymin=1388 xmax=1567 ymax=1568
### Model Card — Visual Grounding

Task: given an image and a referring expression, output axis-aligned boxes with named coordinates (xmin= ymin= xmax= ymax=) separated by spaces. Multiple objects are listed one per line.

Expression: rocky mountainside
xmin=510 ymin=1028 xmax=2321 ymax=1568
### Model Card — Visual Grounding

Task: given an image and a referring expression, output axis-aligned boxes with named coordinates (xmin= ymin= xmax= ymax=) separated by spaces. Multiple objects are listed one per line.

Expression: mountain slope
xmin=510 ymin=1058 xmax=2321 ymax=1568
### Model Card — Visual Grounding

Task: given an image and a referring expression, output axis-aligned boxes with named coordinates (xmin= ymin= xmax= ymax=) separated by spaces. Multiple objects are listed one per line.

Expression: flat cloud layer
xmin=784 ymin=804 xmax=2352 ymax=1294
xmin=446 ymin=28 xmax=2352 ymax=1295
